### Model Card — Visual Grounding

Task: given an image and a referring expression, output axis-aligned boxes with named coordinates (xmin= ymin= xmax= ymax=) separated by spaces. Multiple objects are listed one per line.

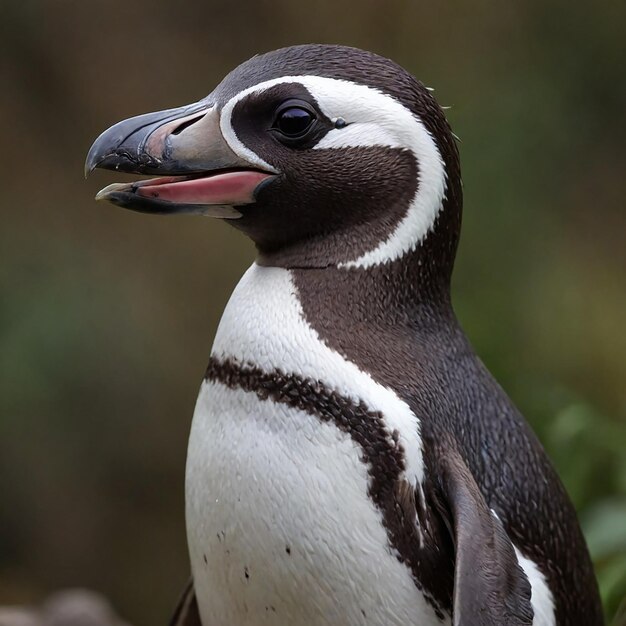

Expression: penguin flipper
xmin=169 ymin=578 xmax=202 ymax=626
xmin=439 ymin=449 xmax=534 ymax=626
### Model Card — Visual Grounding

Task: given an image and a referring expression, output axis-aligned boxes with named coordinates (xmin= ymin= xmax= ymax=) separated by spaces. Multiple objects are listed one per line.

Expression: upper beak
xmin=85 ymin=101 xmax=276 ymax=217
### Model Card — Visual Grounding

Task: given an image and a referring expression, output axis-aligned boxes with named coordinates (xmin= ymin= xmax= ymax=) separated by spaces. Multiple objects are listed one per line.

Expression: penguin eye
xmin=272 ymin=103 xmax=316 ymax=139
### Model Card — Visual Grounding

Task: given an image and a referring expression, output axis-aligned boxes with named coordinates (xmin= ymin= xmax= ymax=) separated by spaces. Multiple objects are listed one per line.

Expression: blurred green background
xmin=1 ymin=0 xmax=624 ymax=623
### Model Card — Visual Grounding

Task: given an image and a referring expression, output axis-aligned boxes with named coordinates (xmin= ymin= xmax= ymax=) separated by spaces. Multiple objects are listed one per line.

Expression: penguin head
xmin=87 ymin=45 xmax=461 ymax=270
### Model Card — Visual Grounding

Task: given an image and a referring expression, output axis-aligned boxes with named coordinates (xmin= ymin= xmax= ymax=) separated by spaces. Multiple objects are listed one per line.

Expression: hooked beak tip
xmin=84 ymin=150 xmax=103 ymax=179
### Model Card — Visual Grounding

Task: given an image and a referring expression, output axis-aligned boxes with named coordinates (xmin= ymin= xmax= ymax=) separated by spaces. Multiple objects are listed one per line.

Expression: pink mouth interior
xmin=136 ymin=170 xmax=273 ymax=205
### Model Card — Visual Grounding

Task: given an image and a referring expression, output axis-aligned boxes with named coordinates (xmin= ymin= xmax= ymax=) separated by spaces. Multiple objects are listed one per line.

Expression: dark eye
xmin=273 ymin=106 xmax=315 ymax=138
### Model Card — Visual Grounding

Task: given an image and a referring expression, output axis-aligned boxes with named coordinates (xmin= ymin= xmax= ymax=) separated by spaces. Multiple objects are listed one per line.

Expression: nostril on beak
xmin=171 ymin=113 xmax=205 ymax=136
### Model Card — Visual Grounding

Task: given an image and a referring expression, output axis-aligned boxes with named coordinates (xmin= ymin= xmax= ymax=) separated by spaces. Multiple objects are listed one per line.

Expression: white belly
xmin=186 ymin=382 xmax=443 ymax=625
xmin=184 ymin=264 xmax=443 ymax=625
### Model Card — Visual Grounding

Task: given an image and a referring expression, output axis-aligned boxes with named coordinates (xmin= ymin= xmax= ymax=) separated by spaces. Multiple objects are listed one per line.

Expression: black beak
xmin=85 ymin=100 xmax=276 ymax=217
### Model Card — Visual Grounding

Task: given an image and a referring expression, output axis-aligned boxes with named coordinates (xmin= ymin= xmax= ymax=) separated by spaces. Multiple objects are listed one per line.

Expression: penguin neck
xmin=289 ymin=245 xmax=457 ymax=335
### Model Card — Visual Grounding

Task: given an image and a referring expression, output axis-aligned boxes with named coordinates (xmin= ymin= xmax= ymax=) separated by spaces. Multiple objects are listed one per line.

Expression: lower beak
xmin=85 ymin=101 xmax=276 ymax=217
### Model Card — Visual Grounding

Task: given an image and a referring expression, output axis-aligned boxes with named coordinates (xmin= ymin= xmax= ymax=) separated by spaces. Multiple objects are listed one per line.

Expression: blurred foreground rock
xmin=0 ymin=590 xmax=131 ymax=626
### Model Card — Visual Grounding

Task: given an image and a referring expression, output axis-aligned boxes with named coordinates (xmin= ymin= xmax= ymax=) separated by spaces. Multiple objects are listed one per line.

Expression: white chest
xmin=185 ymin=265 xmax=441 ymax=626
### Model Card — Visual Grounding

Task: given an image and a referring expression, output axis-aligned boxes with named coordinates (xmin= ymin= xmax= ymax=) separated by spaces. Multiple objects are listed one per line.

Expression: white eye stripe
xmin=219 ymin=75 xmax=447 ymax=268
xmin=314 ymin=122 xmax=402 ymax=150
xmin=219 ymin=75 xmax=412 ymax=162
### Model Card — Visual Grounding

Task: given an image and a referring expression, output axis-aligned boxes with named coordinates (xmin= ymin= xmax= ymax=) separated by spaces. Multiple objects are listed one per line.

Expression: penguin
xmin=86 ymin=44 xmax=603 ymax=626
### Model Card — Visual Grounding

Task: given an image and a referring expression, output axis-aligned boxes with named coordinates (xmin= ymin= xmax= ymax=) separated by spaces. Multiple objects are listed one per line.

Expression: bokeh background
xmin=1 ymin=0 xmax=625 ymax=623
